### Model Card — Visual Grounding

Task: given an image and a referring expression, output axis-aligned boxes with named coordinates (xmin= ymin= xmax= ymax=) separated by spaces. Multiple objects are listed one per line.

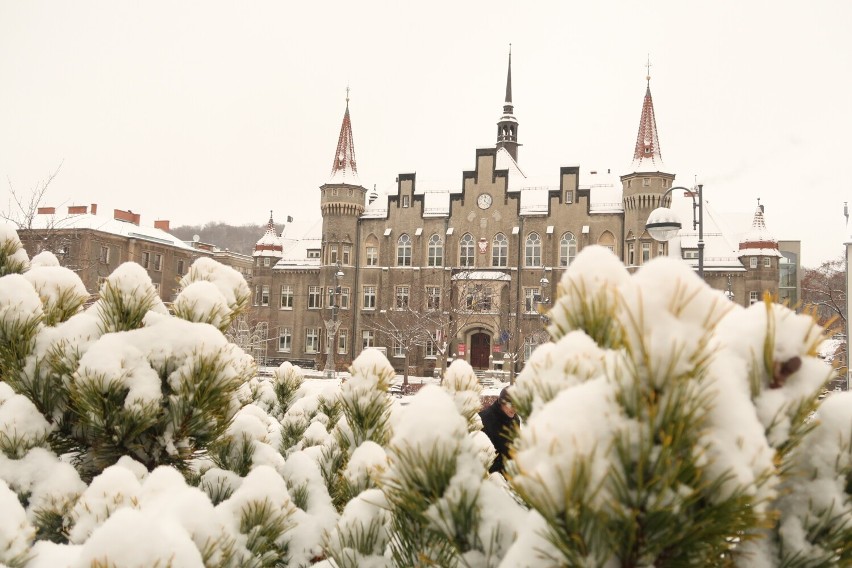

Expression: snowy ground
xmin=259 ymin=367 xmax=510 ymax=405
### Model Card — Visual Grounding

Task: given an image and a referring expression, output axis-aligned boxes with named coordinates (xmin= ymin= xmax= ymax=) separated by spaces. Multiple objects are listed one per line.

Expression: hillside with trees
xmin=171 ymin=222 xmax=272 ymax=255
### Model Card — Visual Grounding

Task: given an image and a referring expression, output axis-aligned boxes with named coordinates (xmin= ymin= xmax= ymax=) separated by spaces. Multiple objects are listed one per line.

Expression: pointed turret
xmin=739 ymin=201 xmax=780 ymax=256
xmin=496 ymin=46 xmax=520 ymax=162
xmin=631 ymin=70 xmax=665 ymax=172
xmin=254 ymin=210 xmax=284 ymax=259
xmin=328 ymin=89 xmax=359 ymax=185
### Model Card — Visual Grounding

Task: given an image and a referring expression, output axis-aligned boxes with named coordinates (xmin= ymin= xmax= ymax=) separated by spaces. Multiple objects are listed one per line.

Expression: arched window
xmin=598 ymin=231 xmax=616 ymax=254
xmin=364 ymin=235 xmax=379 ymax=266
xmin=525 ymin=232 xmax=541 ymax=267
xmin=459 ymin=233 xmax=474 ymax=267
xmin=427 ymin=234 xmax=443 ymax=267
xmin=559 ymin=232 xmax=577 ymax=267
xmin=397 ymin=234 xmax=412 ymax=266
xmin=492 ymin=233 xmax=508 ymax=267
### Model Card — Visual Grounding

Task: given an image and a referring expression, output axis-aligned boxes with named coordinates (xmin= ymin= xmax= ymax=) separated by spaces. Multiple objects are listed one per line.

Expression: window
xmin=342 ymin=245 xmax=351 ymax=265
xmin=524 ymin=287 xmax=541 ymax=313
xmin=750 ymin=257 xmax=758 ymax=268
xmin=426 ymin=286 xmax=441 ymax=310
xmin=260 ymin=285 xmax=269 ymax=306
xmin=254 ymin=285 xmax=261 ymax=306
xmin=643 ymin=178 xmax=650 ymax=187
xmin=402 ymin=195 xmax=410 ymax=208
xmin=340 ymin=287 xmax=350 ymax=309
xmin=329 ymin=244 xmax=338 ymax=264
xmin=397 ymin=234 xmax=412 ymax=266
xmin=560 ymin=233 xmax=577 ymax=267
xmin=460 ymin=233 xmax=475 ymax=267
xmin=524 ymin=336 xmax=538 ymax=360
xmin=177 ymin=259 xmax=185 ymax=275
xmin=427 ymin=234 xmax=443 ymax=266
xmin=280 ymin=285 xmax=294 ymax=309
xmin=153 ymin=282 xmax=160 ymax=294
xmin=565 ymin=190 xmax=574 ymax=203
xmin=307 ymin=250 xmax=321 ymax=259
xmin=425 ymin=339 xmax=437 ymax=358
xmin=764 ymin=257 xmax=771 ymax=268
xmin=337 ymin=330 xmax=348 ymax=355
xmin=99 ymin=246 xmax=110 ymax=264
xmin=363 ymin=286 xmax=376 ymax=309
xmin=492 ymin=233 xmax=508 ymax=267
xmin=305 ymin=328 xmax=320 ymax=353
xmin=749 ymin=291 xmax=759 ymax=305
xmin=657 ymin=243 xmax=665 ymax=257
xmin=366 ymin=246 xmax=378 ymax=266
xmin=308 ymin=286 xmax=322 ymax=309
xmin=263 ymin=257 xmax=270 ymax=267
xmin=642 ymin=242 xmax=651 ymax=263
xmin=142 ymin=252 xmax=150 ymax=269
xmin=278 ymin=328 xmax=292 ymax=352
xmin=598 ymin=231 xmax=616 ymax=253
xmin=628 ymin=243 xmax=635 ymax=266
xmin=392 ymin=339 xmax=405 ymax=357
xmin=395 ymin=285 xmax=410 ymax=309
xmin=683 ymin=250 xmax=698 ymax=259
xmin=362 ymin=330 xmax=375 ymax=349
xmin=525 ymin=232 xmax=542 ymax=267
xmin=465 ymin=285 xmax=493 ymax=311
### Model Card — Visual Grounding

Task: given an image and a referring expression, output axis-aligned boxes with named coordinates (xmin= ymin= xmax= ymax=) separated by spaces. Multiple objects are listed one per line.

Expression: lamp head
xmin=646 ymin=207 xmax=682 ymax=241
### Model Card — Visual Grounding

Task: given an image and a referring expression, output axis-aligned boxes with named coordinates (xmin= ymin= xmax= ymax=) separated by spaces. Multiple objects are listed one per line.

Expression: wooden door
xmin=470 ymin=332 xmax=491 ymax=369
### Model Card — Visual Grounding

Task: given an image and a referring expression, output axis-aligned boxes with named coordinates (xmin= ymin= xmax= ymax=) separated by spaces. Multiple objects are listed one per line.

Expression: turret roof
xmin=327 ymin=91 xmax=360 ymax=186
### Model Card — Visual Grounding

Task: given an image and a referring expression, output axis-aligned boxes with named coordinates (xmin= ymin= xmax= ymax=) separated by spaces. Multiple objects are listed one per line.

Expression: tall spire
xmin=328 ymin=88 xmax=360 ymax=185
xmin=631 ymin=58 xmax=665 ymax=172
xmin=505 ymin=44 xmax=513 ymax=107
xmin=496 ymin=45 xmax=520 ymax=162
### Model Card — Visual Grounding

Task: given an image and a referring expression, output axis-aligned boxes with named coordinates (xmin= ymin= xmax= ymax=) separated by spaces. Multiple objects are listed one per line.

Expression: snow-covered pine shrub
xmin=0 ymin=224 xmax=256 ymax=480
xmin=381 ymin=385 xmax=524 ymax=567
xmin=442 ymin=358 xmax=484 ymax=433
xmin=0 ymin=222 xmax=29 ymax=277
xmin=322 ymin=349 xmax=395 ymax=512
xmin=507 ymin=246 xmax=847 ymax=567
xmin=173 ymin=256 xmax=251 ymax=333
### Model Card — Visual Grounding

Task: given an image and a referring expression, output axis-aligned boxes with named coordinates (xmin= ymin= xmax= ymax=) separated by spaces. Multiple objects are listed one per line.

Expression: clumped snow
xmin=1 ymin=227 xmax=849 ymax=567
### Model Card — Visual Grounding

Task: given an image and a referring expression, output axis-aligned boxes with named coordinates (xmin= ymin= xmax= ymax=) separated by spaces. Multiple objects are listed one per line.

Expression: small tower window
xmin=643 ymin=178 xmax=650 ymax=187
xmin=402 ymin=195 xmax=410 ymax=208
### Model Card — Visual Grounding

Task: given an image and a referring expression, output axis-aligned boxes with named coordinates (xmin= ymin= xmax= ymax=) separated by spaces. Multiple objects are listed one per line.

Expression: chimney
xmin=114 ymin=209 xmax=141 ymax=226
xmin=154 ymin=220 xmax=170 ymax=232
xmin=91 ymin=203 xmax=98 ymax=215
xmin=37 ymin=206 xmax=56 ymax=215
xmin=68 ymin=205 xmax=88 ymax=215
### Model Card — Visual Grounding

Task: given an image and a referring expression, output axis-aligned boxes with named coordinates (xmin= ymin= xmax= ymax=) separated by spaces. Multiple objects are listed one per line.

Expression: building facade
xmin=249 ymin=56 xmax=786 ymax=375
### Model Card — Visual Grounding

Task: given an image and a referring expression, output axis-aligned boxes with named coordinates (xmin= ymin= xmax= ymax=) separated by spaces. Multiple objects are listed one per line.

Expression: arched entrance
xmin=470 ymin=332 xmax=491 ymax=369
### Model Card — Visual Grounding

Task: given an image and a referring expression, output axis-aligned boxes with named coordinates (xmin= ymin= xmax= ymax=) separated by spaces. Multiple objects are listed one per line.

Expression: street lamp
xmin=324 ymin=261 xmax=344 ymax=379
xmin=537 ymin=269 xmax=550 ymax=320
xmin=646 ymin=184 xmax=704 ymax=278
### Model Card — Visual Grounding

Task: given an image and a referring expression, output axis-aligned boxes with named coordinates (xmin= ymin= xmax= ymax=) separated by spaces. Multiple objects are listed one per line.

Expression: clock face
xmin=477 ymin=193 xmax=493 ymax=209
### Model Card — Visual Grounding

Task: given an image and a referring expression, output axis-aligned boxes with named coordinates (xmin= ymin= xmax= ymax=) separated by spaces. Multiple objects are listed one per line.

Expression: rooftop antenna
xmin=844 ymin=202 xmax=849 ymax=228
xmin=645 ymin=54 xmax=652 ymax=86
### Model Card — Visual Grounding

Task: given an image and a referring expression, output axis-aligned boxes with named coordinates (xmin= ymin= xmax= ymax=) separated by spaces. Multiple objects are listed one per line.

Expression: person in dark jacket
xmin=479 ymin=387 xmax=520 ymax=474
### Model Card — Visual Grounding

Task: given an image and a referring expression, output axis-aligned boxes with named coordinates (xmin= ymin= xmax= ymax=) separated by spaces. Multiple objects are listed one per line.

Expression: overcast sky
xmin=1 ymin=1 xmax=850 ymax=267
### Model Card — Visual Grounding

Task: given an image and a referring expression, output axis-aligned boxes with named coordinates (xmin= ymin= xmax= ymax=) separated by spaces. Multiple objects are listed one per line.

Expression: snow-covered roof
xmin=30 ymin=211 xmax=195 ymax=251
xmin=583 ymin=169 xmax=624 ymax=214
xmin=275 ymin=219 xmax=324 ymax=269
xmin=738 ymin=204 xmax=780 ymax=257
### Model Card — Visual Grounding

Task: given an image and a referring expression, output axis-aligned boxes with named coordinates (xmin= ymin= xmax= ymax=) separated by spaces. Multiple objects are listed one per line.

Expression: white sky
xmin=1 ymin=1 xmax=850 ymax=267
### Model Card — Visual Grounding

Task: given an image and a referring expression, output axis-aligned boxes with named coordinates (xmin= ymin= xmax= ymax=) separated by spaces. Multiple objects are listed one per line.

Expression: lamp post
xmin=646 ymin=184 xmax=704 ymax=278
xmin=324 ymin=261 xmax=344 ymax=379
xmin=538 ymin=269 xmax=550 ymax=321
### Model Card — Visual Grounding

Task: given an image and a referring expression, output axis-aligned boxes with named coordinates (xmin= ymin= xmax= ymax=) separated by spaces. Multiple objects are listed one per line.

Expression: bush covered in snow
xmin=1 ymin=222 xmax=851 ymax=567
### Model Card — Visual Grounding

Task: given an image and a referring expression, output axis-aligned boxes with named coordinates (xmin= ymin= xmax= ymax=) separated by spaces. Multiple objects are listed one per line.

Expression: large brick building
xmin=248 ymin=55 xmax=787 ymax=376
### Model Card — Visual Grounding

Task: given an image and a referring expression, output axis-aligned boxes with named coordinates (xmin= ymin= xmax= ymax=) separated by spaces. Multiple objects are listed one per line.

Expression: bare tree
xmin=801 ymin=255 xmax=847 ymax=387
xmin=226 ymin=314 xmax=270 ymax=365
xmin=2 ymin=163 xmax=64 ymax=229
